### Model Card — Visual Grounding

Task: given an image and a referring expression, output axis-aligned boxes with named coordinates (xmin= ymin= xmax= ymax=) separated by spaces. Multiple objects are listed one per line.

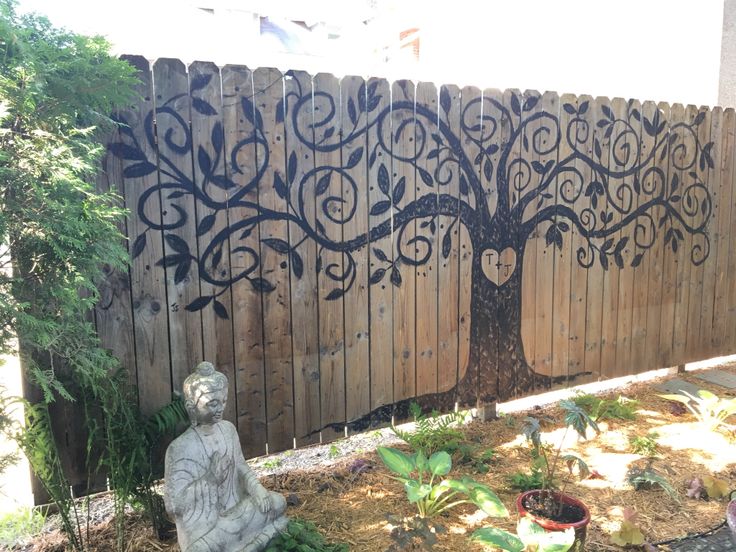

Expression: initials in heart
xmin=481 ymin=247 xmax=517 ymax=286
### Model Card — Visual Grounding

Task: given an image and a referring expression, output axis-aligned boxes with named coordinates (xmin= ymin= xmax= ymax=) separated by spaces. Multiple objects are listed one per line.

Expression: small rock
xmin=286 ymin=493 xmax=300 ymax=506
xmin=317 ymin=482 xmax=331 ymax=493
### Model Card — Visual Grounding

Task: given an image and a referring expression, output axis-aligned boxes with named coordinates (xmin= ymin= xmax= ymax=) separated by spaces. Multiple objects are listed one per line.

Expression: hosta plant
xmin=658 ymin=389 xmax=736 ymax=431
xmin=376 ymin=446 xmax=508 ymax=520
xmin=472 ymin=517 xmax=574 ymax=552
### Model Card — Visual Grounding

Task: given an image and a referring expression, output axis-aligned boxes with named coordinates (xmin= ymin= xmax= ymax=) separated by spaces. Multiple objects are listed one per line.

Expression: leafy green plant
xmin=328 ymin=444 xmax=340 ymax=459
xmin=455 ymin=444 xmax=495 ymax=474
xmin=626 ymin=463 xmax=678 ymax=501
xmin=629 ymin=431 xmax=659 ymax=456
xmin=472 ymin=517 xmax=575 ymax=552
xmin=392 ymin=402 xmax=467 ymax=456
xmin=521 ymin=401 xmax=598 ymax=494
xmin=571 ymin=392 xmax=638 ymax=422
xmin=0 ymin=507 xmax=45 ymax=548
xmin=263 ymin=458 xmax=283 ymax=469
xmin=377 ymin=446 xmax=508 ymax=520
xmin=508 ymin=468 xmax=546 ymax=492
xmin=265 ymin=519 xmax=348 ymax=552
xmin=0 ymin=2 xmax=142 ymax=550
xmin=610 ymin=508 xmax=645 ymax=547
xmin=659 ymin=389 xmax=736 ymax=431
xmin=687 ymin=475 xmax=730 ymax=500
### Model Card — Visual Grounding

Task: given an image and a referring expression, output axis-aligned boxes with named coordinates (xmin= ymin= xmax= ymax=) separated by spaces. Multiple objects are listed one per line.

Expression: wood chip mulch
xmin=19 ymin=365 xmax=736 ymax=551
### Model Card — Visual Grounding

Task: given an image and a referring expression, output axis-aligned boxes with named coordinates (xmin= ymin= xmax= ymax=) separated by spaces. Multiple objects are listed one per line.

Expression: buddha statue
xmin=164 ymin=362 xmax=288 ymax=552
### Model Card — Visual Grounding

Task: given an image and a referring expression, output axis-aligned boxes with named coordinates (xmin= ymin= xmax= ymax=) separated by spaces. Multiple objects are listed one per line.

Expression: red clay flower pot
xmin=516 ymin=490 xmax=591 ymax=551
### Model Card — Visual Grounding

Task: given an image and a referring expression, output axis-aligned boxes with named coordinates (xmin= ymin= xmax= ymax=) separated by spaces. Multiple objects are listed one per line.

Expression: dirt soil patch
xmin=16 ymin=366 xmax=736 ymax=551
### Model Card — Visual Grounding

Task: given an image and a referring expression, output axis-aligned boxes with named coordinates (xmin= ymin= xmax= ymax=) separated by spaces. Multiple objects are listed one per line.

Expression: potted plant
xmin=515 ymin=400 xmax=599 ymax=551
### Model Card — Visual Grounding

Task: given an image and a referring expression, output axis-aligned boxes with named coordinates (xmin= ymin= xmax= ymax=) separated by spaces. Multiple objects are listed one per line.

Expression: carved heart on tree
xmin=481 ymin=247 xmax=517 ymax=286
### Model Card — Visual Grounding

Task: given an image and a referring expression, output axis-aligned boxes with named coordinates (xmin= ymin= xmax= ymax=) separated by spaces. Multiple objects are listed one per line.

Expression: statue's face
xmin=191 ymin=387 xmax=227 ymax=426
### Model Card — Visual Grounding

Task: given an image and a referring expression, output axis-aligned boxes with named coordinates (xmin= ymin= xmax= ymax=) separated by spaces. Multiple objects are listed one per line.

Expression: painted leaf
xmin=418 ymin=167 xmax=433 ymax=186
xmin=440 ymin=86 xmax=451 ymax=114
xmin=213 ymin=300 xmax=229 ymax=320
xmin=290 ymin=250 xmax=303 ymax=278
xmin=212 ymin=247 xmax=222 ymax=269
xmin=197 ymin=214 xmax=216 ymax=236
xmin=346 ymin=146 xmax=363 ymax=169
xmin=288 ymin=151 xmax=297 ymax=184
xmin=198 ymin=146 xmax=212 ymax=175
xmin=378 ymin=163 xmax=390 ymax=196
xmin=185 ymin=295 xmax=213 ymax=312
xmin=316 ymin=173 xmax=331 ymax=195
xmin=108 ymin=142 xmax=146 ymax=161
xmin=174 ymin=259 xmax=191 ymax=284
xmin=325 ymin=288 xmax=345 ymax=301
xmin=390 ymin=267 xmax=402 ymax=287
xmin=165 ymin=234 xmax=190 ymax=254
xmin=262 ymin=238 xmax=290 ymax=254
xmin=211 ymin=121 xmax=223 ymax=153
xmin=190 ymin=72 xmax=212 ymax=92
xmin=274 ymin=173 xmax=288 ymax=199
xmin=192 ymin=97 xmax=217 ymax=116
xmin=510 ymin=94 xmax=521 ymax=116
xmin=393 ymin=176 xmax=406 ymax=204
xmin=131 ymin=233 xmax=147 ymax=259
xmin=369 ymin=268 xmax=386 ymax=285
xmin=123 ymin=161 xmax=157 ymax=178
xmin=250 ymin=277 xmax=275 ymax=293
xmin=371 ymin=200 xmax=391 ymax=216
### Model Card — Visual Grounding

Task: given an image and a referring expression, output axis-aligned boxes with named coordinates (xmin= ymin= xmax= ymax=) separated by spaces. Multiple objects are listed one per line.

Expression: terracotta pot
xmin=516 ymin=490 xmax=591 ymax=551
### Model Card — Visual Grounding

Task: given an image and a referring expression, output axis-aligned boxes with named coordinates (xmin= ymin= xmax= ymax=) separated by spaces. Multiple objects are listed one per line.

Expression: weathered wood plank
xmin=253 ymin=68 xmax=295 ymax=453
xmin=458 ymin=85 xmax=482 ymax=406
xmin=414 ymin=81 xmax=439 ymax=399
xmin=659 ymin=103 xmax=685 ymax=367
xmin=630 ymin=101 xmax=659 ymax=373
xmin=366 ymin=77 xmax=394 ymax=416
xmin=121 ymin=56 xmax=172 ymax=415
xmin=152 ymin=58 xmax=203 ymax=392
xmin=313 ymin=72 xmax=346 ymax=440
xmin=550 ymin=93 xmax=577 ymax=388
xmin=644 ymin=102 xmax=671 ymax=371
xmin=284 ymin=70 xmax=321 ymax=447
xmin=531 ymin=91 xmax=559 ymax=390
xmin=567 ymin=95 xmax=595 ymax=385
xmin=713 ymin=108 xmax=736 ymax=353
xmin=391 ymin=80 xmax=417 ymax=416
xmin=436 ymin=84 xmax=461 ymax=395
xmin=690 ymin=107 xmax=720 ymax=359
xmin=340 ymin=75 xmax=371 ymax=424
xmin=599 ymin=98 xmax=626 ymax=380
xmin=674 ymin=105 xmax=703 ymax=361
xmin=222 ymin=65 xmax=267 ymax=456
xmin=95 ymin=126 xmax=137 ymax=389
xmin=188 ymin=61 xmax=237 ymax=425
xmin=613 ymin=100 xmax=642 ymax=376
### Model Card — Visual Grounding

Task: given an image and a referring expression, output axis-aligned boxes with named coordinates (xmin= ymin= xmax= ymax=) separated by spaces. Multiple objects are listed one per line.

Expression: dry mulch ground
xmin=17 ymin=365 xmax=736 ymax=551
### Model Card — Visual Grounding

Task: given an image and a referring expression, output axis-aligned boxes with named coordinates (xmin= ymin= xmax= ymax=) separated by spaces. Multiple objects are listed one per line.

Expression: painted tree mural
xmin=110 ymin=66 xmax=713 ymax=436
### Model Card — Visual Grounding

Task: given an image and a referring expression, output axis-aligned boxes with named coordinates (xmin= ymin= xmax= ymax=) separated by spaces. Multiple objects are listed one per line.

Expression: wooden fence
xmin=93 ymin=55 xmax=736 ymax=459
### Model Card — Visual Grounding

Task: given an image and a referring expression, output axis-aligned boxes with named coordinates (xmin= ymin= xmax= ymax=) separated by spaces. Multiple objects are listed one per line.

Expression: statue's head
xmin=182 ymin=361 xmax=228 ymax=427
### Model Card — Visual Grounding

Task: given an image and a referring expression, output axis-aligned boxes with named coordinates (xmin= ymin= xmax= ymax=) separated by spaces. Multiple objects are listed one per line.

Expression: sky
xmin=16 ymin=0 xmax=726 ymax=107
